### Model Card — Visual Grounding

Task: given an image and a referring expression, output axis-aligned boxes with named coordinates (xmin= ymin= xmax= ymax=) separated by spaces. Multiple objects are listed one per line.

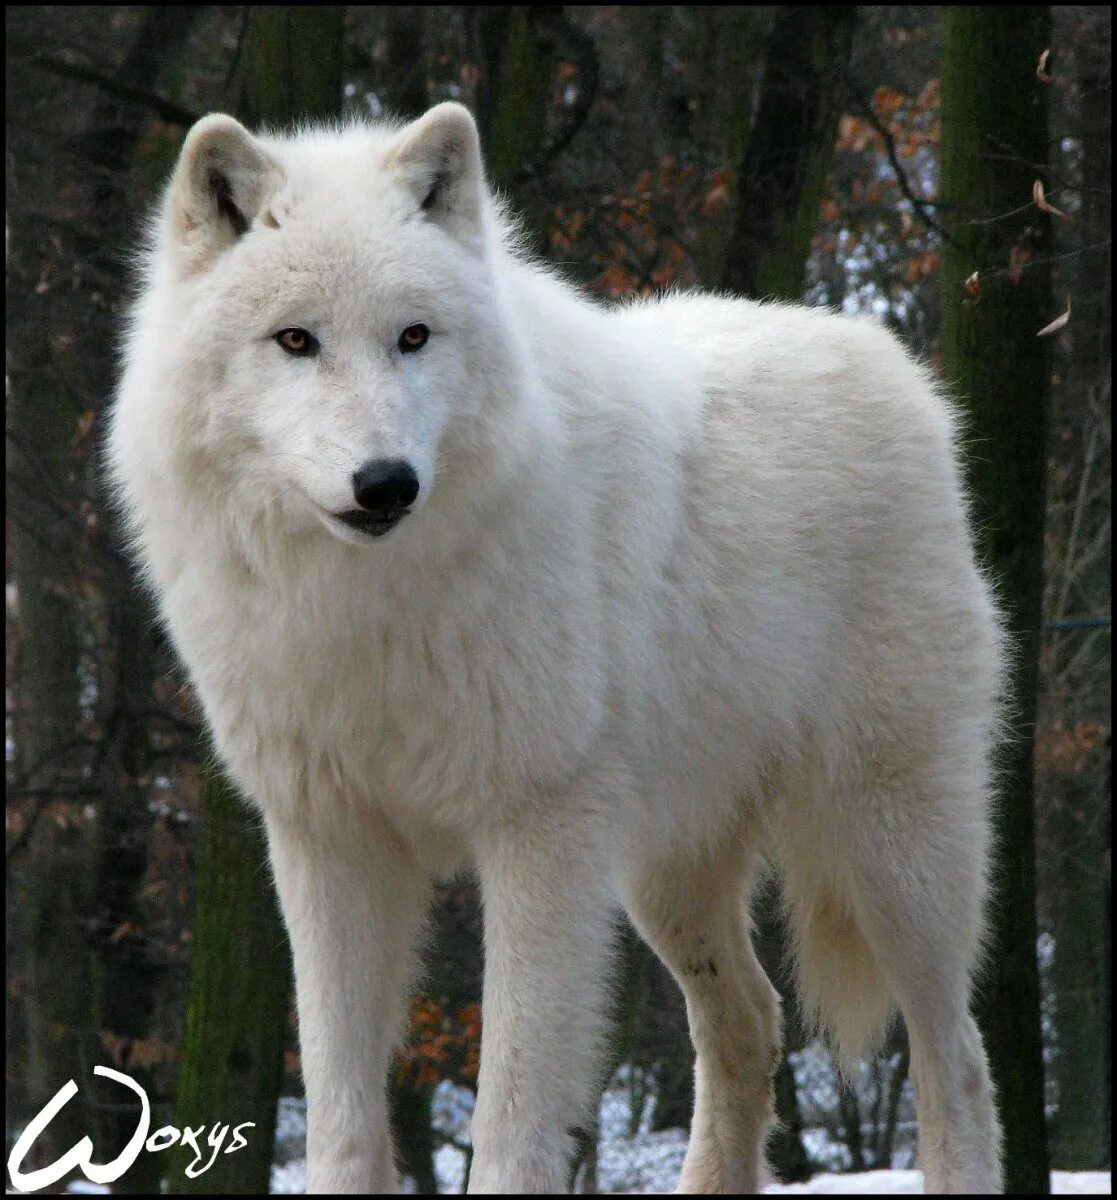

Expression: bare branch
xmin=976 ymin=239 xmax=1111 ymax=284
xmin=841 ymin=73 xmax=956 ymax=246
xmin=7 ymin=39 xmax=200 ymax=127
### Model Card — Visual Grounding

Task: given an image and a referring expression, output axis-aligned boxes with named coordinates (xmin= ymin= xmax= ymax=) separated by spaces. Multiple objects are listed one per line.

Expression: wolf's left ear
xmin=385 ymin=103 xmax=486 ymax=242
xmin=167 ymin=114 xmax=284 ymax=272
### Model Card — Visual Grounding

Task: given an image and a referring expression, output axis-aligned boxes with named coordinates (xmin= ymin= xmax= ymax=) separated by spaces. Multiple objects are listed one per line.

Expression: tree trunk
xmin=89 ymin=588 xmax=165 ymax=1195
xmin=474 ymin=5 xmax=561 ymax=252
xmin=754 ymin=883 xmax=811 ymax=1183
xmin=378 ymin=6 xmax=428 ymax=119
xmin=389 ymin=1082 xmax=439 ymax=1194
xmin=7 ymin=6 xmax=90 ymax=1163
xmin=692 ymin=7 xmax=763 ymax=287
xmin=169 ymin=10 xmax=346 ymax=1192
xmin=81 ymin=11 xmax=201 ymax=1190
xmin=837 ymin=1079 xmax=866 ymax=1172
xmin=940 ymin=8 xmax=1053 ymax=1194
xmin=722 ymin=7 xmax=855 ymax=300
xmin=1046 ymin=11 xmax=1112 ymax=1170
xmin=878 ymin=1042 xmax=910 ymax=1169
xmin=475 ymin=6 xmax=556 ymax=184
xmin=7 ymin=406 xmax=90 ymax=1181
xmin=167 ymin=773 xmax=290 ymax=1194
xmin=234 ymin=7 xmax=345 ymax=128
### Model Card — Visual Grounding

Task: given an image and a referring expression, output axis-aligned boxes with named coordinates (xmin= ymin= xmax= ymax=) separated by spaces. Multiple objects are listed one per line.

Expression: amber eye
xmin=398 ymin=323 xmax=430 ymax=353
xmin=275 ymin=328 xmax=319 ymax=357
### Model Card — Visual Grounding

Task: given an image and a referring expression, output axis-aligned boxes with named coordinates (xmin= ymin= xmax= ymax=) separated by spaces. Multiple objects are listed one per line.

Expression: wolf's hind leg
xmin=623 ymin=841 xmax=780 ymax=1194
xmin=847 ymin=798 xmax=1002 ymax=1194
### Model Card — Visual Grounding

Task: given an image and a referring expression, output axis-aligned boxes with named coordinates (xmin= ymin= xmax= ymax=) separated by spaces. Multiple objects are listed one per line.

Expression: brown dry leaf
xmin=1007 ymin=244 xmax=1031 ymax=286
xmin=1032 ymin=178 xmax=1070 ymax=219
xmin=702 ymin=183 xmax=731 ymax=220
xmin=914 ymin=78 xmax=941 ymax=111
xmin=100 ymin=1030 xmax=128 ymax=1066
xmin=872 ymin=85 xmax=905 ymax=118
xmin=1037 ymin=297 xmax=1071 ymax=337
xmin=128 ymin=1034 xmax=177 ymax=1069
xmin=75 ymin=409 xmax=96 ymax=445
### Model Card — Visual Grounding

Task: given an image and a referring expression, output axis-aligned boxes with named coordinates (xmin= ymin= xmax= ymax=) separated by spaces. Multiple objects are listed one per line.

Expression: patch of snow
xmin=764 ymin=1170 xmax=1112 ymax=1195
xmin=269 ymin=1157 xmax=307 ymax=1194
xmin=597 ymin=1127 xmax=687 ymax=1193
xmin=433 ymin=1143 xmax=468 ymax=1194
xmin=259 ymin=1090 xmax=1111 ymax=1196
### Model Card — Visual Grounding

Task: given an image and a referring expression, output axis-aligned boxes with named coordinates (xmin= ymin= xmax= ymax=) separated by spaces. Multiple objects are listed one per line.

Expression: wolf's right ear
xmin=166 ymin=114 xmax=284 ymax=272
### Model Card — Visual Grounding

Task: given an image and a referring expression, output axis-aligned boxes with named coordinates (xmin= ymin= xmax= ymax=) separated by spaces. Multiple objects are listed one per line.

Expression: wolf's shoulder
xmin=594 ymin=290 xmax=950 ymax=445
xmin=609 ymin=290 xmax=909 ymax=365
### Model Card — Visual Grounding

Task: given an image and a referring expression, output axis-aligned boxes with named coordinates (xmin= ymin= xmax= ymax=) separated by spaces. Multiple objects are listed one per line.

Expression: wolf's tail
xmin=779 ymin=876 xmax=895 ymax=1074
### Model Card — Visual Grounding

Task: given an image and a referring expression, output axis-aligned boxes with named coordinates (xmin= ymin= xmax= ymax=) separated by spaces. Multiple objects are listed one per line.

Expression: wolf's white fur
xmin=108 ymin=103 xmax=1006 ymax=1193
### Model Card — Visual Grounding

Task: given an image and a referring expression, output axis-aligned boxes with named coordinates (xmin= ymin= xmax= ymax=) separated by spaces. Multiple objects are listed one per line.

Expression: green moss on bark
xmin=168 ymin=772 xmax=290 ymax=1193
xmin=940 ymin=8 xmax=1053 ymax=1194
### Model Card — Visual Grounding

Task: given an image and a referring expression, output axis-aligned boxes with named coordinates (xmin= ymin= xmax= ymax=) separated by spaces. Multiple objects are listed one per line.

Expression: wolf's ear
xmin=167 ymin=114 xmax=284 ymax=271
xmin=385 ymin=103 xmax=486 ymax=241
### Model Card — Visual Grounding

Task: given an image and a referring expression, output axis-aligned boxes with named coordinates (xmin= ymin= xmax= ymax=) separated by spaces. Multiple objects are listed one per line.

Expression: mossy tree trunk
xmin=234 ymin=7 xmax=345 ymax=129
xmin=474 ymin=5 xmax=562 ymax=251
xmin=169 ymin=10 xmax=345 ymax=1193
xmin=940 ymin=8 xmax=1053 ymax=1194
xmin=168 ymin=774 xmax=290 ymax=1193
xmin=475 ymin=6 xmax=555 ymax=186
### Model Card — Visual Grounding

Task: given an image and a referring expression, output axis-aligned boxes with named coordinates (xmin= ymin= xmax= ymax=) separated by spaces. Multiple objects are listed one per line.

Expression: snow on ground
xmin=56 ymin=1168 xmax=1114 ymax=1195
xmin=265 ymin=1088 xmax=1111 ymax=1196
xmin=764 ymin=1170 xmax=1112 ymax=1195
xmin=268 ymin=1161 xmax=1114 ymax=1195
xmin=42 ymin=1086 xmax=1112 ymax=1194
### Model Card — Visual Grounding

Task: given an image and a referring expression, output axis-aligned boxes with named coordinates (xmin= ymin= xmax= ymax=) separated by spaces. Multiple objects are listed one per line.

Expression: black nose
xmin=351 ymin=459 xmax=420 ymax=514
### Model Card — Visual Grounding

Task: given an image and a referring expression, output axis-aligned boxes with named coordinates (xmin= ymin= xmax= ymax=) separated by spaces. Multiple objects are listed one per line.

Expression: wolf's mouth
xmin=332 ymin=509 xmax=408 ymax=538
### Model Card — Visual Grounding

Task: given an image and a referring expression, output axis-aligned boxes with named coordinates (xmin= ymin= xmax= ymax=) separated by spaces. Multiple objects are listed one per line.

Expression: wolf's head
xmin=114 ymin=104 xmax=528 ymax=552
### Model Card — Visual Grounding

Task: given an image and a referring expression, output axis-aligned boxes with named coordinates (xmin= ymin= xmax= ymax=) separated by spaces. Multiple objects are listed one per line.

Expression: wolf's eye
xmin=275 ymin=328 xmax=319 ymax=357
xmin=398 ymin=324 xmax=430 ymax=353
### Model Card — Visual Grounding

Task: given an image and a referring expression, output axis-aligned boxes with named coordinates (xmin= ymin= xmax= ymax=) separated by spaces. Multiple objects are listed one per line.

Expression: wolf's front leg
xmin=467 ymin=810 xmax=620 ymax=1194
xmin=264 ymin=810 xmax=429 ymax=1194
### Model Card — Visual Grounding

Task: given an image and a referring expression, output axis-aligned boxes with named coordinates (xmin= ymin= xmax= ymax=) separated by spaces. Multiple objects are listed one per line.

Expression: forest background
xmin=5 ymin=5 xmax=1110 ymax=1193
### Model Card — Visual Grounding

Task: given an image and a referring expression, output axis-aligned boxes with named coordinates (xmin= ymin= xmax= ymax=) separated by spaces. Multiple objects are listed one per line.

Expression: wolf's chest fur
xmin=178 ymin=528 xmax=608 ymax=842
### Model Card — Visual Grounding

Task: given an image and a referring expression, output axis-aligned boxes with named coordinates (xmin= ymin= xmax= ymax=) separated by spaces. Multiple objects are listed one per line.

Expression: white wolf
xmin=108 ymin=103 xmax=1005 ymax=1194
